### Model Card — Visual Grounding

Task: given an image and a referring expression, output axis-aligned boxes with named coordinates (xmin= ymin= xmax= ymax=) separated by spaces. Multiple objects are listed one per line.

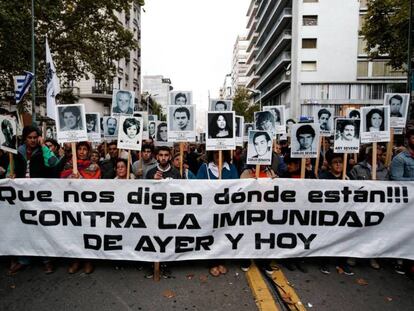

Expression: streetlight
xmin=246 ymin=88 xmax=262 ymax=111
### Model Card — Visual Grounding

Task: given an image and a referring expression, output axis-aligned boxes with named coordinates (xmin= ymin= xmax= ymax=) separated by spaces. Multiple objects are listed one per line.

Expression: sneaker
xmin=337 ymin=265 xmax=354 ymax=276
xmin=241 ymin=265 xmax=250 ymax=272
xmin=264 ymin=264 xmax=274 ymax=276
xmin=369 ymin=259 xmax=380 ymax=270
xmin=320 ymin=265 xmax=330 ymax=275
xmin=394 ymin=264 xmax=406 ymax=275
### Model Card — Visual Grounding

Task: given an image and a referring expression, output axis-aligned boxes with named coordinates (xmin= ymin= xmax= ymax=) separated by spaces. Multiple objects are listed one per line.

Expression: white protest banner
xmin=1 ymin=179 xmax=413 ymax=262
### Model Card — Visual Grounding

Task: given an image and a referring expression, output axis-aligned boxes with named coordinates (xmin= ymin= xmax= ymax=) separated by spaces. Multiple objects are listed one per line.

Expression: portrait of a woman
xmin=208 ymin=113 xmax=233 ymax=139
xmin=122 ymin=118 xmax=141 ymax=140
xmin=366 ymin=108 xmax=385 ymax=132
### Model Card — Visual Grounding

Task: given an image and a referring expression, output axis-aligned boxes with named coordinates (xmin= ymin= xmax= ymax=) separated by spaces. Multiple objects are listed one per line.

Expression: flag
xmin=14 ymin=71 xmax=34 ymax=104
xmin=46 ymin=38 xmax=60 ymax=120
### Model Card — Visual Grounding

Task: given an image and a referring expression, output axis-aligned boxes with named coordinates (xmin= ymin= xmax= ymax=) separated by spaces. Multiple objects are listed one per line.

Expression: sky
xmin=141 ymin=0 xmax=250 ymax=114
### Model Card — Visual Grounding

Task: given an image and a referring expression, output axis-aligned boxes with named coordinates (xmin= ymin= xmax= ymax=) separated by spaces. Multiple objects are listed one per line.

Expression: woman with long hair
xmin=366 ymin=108 xmax=384 ymax=132
xmin=209 ymin=114 xmax=233 ymax=138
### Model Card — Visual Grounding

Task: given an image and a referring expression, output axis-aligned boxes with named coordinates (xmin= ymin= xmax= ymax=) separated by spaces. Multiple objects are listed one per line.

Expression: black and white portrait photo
xmin=0 ymin=115 xmax=17 ymax=154
xmin=206 ymin=111 xmax=235 ymax=151
xmin=254 ymin=111 xmax=276 ymax=138
xmin=243 ymin=123 xmax=254 ymax=142
xmin=246 ymin=130 xmax=273 ymax=165
xmin=286 ymin=118 xmax=296 ymax=137
xmin=209 ymin=99 xmax=233 ymax=112
xmin=148 ymin=114 xmax=158 ymax=122
xmin=155 ymin=121 xmax=172 ymax=147
xmin=86 ymin=113 xmax=101 ymax=142
xmin=360 ymin=106 xmax=390 ymax=143
xmin=133 ymin=111 xmax=149 ymax=140
xmin=55 ymin=104 xmax=87 ymax=143
xmin=384 ymin=93 xmax=410 ymax=128
xmin=167 ymin=105 xmax=196 ymax=142
xmin=263 ymin=105 xmax=286 ymax=134
xmin=117 ymin=116 xmax=143 ymax=151
xmin=334 ymin=118 xmax=360 ymax=153
xmin=148 ymin=121 xmax=156 ymax=140
xmin=235 ymin=116 xmax=244 ymax=146
xmin=347 ymin=109 xmax=361 ymax=119
xmin=103 ymin=116 xmax=119 ymax=138
xmin=314 ymin=107 xmax=334 ymax=136
xmin=111 ymin=90 xmax=135 ymax=116
xmin=45 ymin=126 xmax=54 ymax=139
xmin=290 ymin=123 xmax=320 ymax=158
xmin=169 ymin=91 xmax=192 ymax=105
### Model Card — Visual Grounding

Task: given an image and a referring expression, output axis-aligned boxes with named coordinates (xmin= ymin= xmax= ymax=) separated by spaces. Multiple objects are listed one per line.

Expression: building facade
xmin=231 ymin=35 xmax=249 ymax=94
xmin=142 ymin=75 xmax=173 ymax=114
xmin=73 ymin=1 xmax=143 ymax=116
xmin=245 ymin=0 xmax=406 ymax=119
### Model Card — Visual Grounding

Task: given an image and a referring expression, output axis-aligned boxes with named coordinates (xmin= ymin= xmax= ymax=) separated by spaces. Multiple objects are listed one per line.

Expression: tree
xmin=360 ymin=0 xmax=410 ymax=70
xmin=0 ymin=0 xmax=141 ymax=95
xmin=232 ymin=87 xmax=260 ymax=122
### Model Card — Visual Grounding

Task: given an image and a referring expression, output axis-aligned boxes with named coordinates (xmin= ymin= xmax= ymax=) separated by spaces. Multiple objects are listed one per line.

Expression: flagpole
xmin=31 ymin=0 xmax=36 ymax=124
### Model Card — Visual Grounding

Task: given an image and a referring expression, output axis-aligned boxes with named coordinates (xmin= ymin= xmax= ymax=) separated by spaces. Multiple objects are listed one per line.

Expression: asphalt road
xmin=1 ymin=257 xmax=413 ymax=311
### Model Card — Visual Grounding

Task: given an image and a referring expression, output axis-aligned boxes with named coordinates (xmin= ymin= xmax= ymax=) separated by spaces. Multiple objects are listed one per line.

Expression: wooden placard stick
xmin=372 ymin=142 xmax=377 ymax=180
xmin=342 ymin=153 xmax=348 ymax=180
xmin=71 ymin=142 xmax=78 ymax=175
xmin=385 ymin=128 xmax=394 ymax=167
xmin=118 ymin=148 xmax=122 ymax=158
xmin=314 ymin=136 xmax=322 ymax=177
xmin=127 ymin=150 xmax=131 ymax=179
xmin=179 ymin=142 xmax=184 ymax=178
xmin=255 ymin=164 xmax=260 ymax=179
xmin=9 ymin=153 xmax=14 ymax=177
xmin=218 ymin=150 xmax=223 ymax=180
xmin=300 ymin=158 xmax=306 ymax=179
xmin=104 ymin=141 xmax=107 ymax=157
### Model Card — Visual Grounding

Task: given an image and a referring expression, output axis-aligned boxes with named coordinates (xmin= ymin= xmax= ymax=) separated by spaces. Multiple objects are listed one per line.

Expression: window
xmin=359 ymin=14 xmax=365 ymax=31
xmin=357 ymin=61 xmax=368 ymax=77
xmin=301 ymin=61 xmax=317 ymax=71
xmin=302 ymin=38 xmax=317 ymax=49
xmin=372 ymin=61 xmax=405 ymax=77
xmin=303 ymin=15 xmax=318 ymax=26
xmin=358 ymin=38 xmax=367 ymax=55
xmin=360 ymin=0 xmax=368 ymax=9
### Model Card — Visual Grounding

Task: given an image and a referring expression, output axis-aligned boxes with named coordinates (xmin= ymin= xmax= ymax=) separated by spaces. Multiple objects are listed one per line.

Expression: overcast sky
xmin=141 ymin=0 xmax=250 ymax=114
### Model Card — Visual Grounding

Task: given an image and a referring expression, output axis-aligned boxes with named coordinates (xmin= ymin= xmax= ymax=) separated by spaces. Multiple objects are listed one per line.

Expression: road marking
xmin=245 ymin=262 xmax=280 ymax=311
xmin=269 ymin=261 xmax=307 ymax=311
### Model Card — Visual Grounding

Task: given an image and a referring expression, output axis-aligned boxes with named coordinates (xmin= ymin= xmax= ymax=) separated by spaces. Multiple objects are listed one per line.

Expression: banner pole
xmin=314 ymin=136 xmax=322 ymax=177
xmin=218 ymin=150 xmax=223 ymax=180
xmin=255 ymin=164 xmax=260 ymax=179
xmin=385 ymin=128 xmax=394 ymax=167
xmin=127 ymin=150 xmax=131 ymax=179
xmin=42 ymin=122 xmax=46 ymax=139
xmin=8 ymin=153 xmax=14 ymax=177
xmin=179 ymin=142 xmax=184 ymax=178
xmin=71 ymin=142 xmax=78 ymax=175
xmin=342 ymin=153 xmax=348 ymax=180
xmin=300 ymin=158 xmax=306 ymax=179
xmin=154 ymin=262 xmax=160 ymax=282
xmin=372 ymin=142 xmax=377 ymax=180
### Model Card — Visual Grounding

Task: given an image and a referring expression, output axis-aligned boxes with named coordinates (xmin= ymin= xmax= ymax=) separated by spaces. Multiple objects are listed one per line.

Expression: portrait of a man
xmin=156 ymin=122 xmax=168 ymax=142
xmin=104 ymin=117 xmax=118 ymax=137
xmin=169 ymin=91 xmax=192 ymax=105
xmin=388 ymin=94 xmax=403 ymax=118
xmin=334 ymin=119 xmax=360 ymax=153
xmin=246 ymin=130 xmax=272 ymax=165
xmin=316 ymin=108 xmax=333 ymax=133
xmin=296 ymin=124 xmax=316 ymax=152
xmin=209 ymin=99 xmax=233 ymax=111
xmin=172 ymin=106 xmax=191 ymax=131
xmin=112 ymin=90 xmax=134 ymax=115
xmin=0 ymin=117 xmax=16 ymax=151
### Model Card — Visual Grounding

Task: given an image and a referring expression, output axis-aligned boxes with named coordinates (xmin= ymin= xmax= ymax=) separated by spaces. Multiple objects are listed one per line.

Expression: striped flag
xmin=46 ymin=38 xmax=60 ymax=120
xmin=13 ymin=71 xmax=34 ymax=104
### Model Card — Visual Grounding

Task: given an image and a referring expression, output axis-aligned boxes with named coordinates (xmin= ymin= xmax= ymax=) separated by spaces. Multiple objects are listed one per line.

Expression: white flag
xmin=46 ymin=38 xmax=60 ymax=120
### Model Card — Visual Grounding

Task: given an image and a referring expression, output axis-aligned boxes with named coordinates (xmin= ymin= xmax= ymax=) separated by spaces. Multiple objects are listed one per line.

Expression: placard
xmin=55 ymin=104 xmax=87 ymax=143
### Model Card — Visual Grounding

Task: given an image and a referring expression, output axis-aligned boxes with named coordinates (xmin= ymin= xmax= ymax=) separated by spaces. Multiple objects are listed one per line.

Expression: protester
xmin=99 ymin=141 xmax=118 ymax=179
xmin=114 ymin=158 xmax=135 ymax=179
xmin=390 ymin=130 xmax=414 ymax=181
xmin=0 ymin=149 xmax=8 ymax=179
xmin=172 ymin=153 xmax=195 ymax=179
xmin=132 ymin=143 xmax=157 ymax=179
xmin=196 ymin=150 xmax=238 ymax=277
xmin=7 ymin=126 xmax=60 ymax=275
xmin=61 ymin=142 xmax=100 ymax=274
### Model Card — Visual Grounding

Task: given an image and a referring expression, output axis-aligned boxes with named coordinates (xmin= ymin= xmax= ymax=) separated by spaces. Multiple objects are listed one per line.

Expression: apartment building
xmin=72 ymin=1 xmax=143 ymax=116
xmin=142 ymin=75 xmax=173 ymax=114
xmin=245 ymin=0 xmax=406 ymax=118
xmin=231 ymin=35 xmax=249 ymax=94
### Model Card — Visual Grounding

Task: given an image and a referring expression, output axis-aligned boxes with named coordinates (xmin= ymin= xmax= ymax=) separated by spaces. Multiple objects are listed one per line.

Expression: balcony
xmin=246 ymin=47 xmax=258 ymax=64
xmin=92 ymin=86 xmax=113 ymax=95
xmin=246 ymin=60 xmax=258 ymax=77
xmin=256 ymin=30 xmax=291 ymax=74
xmin=246 ymin=32 xmax=259 ymax=53
xmin=257 ymin=8 xmax=292 ymax=53
xmin=246 ymin=74 xmax=260 ymax=89
xmin=256 ymin=0 xmax=279 ymax=32
xmin=257 ymin=73 xmax=290 ymax=103
xmin=256 ymin=51 xmax=291 ymax=88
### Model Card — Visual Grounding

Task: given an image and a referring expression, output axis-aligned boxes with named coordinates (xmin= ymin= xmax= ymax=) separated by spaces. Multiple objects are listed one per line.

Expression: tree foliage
xmin=0 ymin=0 xmax=140 ymax=94
xmin=360 ymin=0 xmax=410 ymax=70
xmin=232 ymin=87 xmax=260 ymax=122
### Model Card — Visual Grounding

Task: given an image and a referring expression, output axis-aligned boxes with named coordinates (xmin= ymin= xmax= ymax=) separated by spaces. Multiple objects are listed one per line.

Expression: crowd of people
xmin=1 ymin=124 xmax=413 ymax=279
